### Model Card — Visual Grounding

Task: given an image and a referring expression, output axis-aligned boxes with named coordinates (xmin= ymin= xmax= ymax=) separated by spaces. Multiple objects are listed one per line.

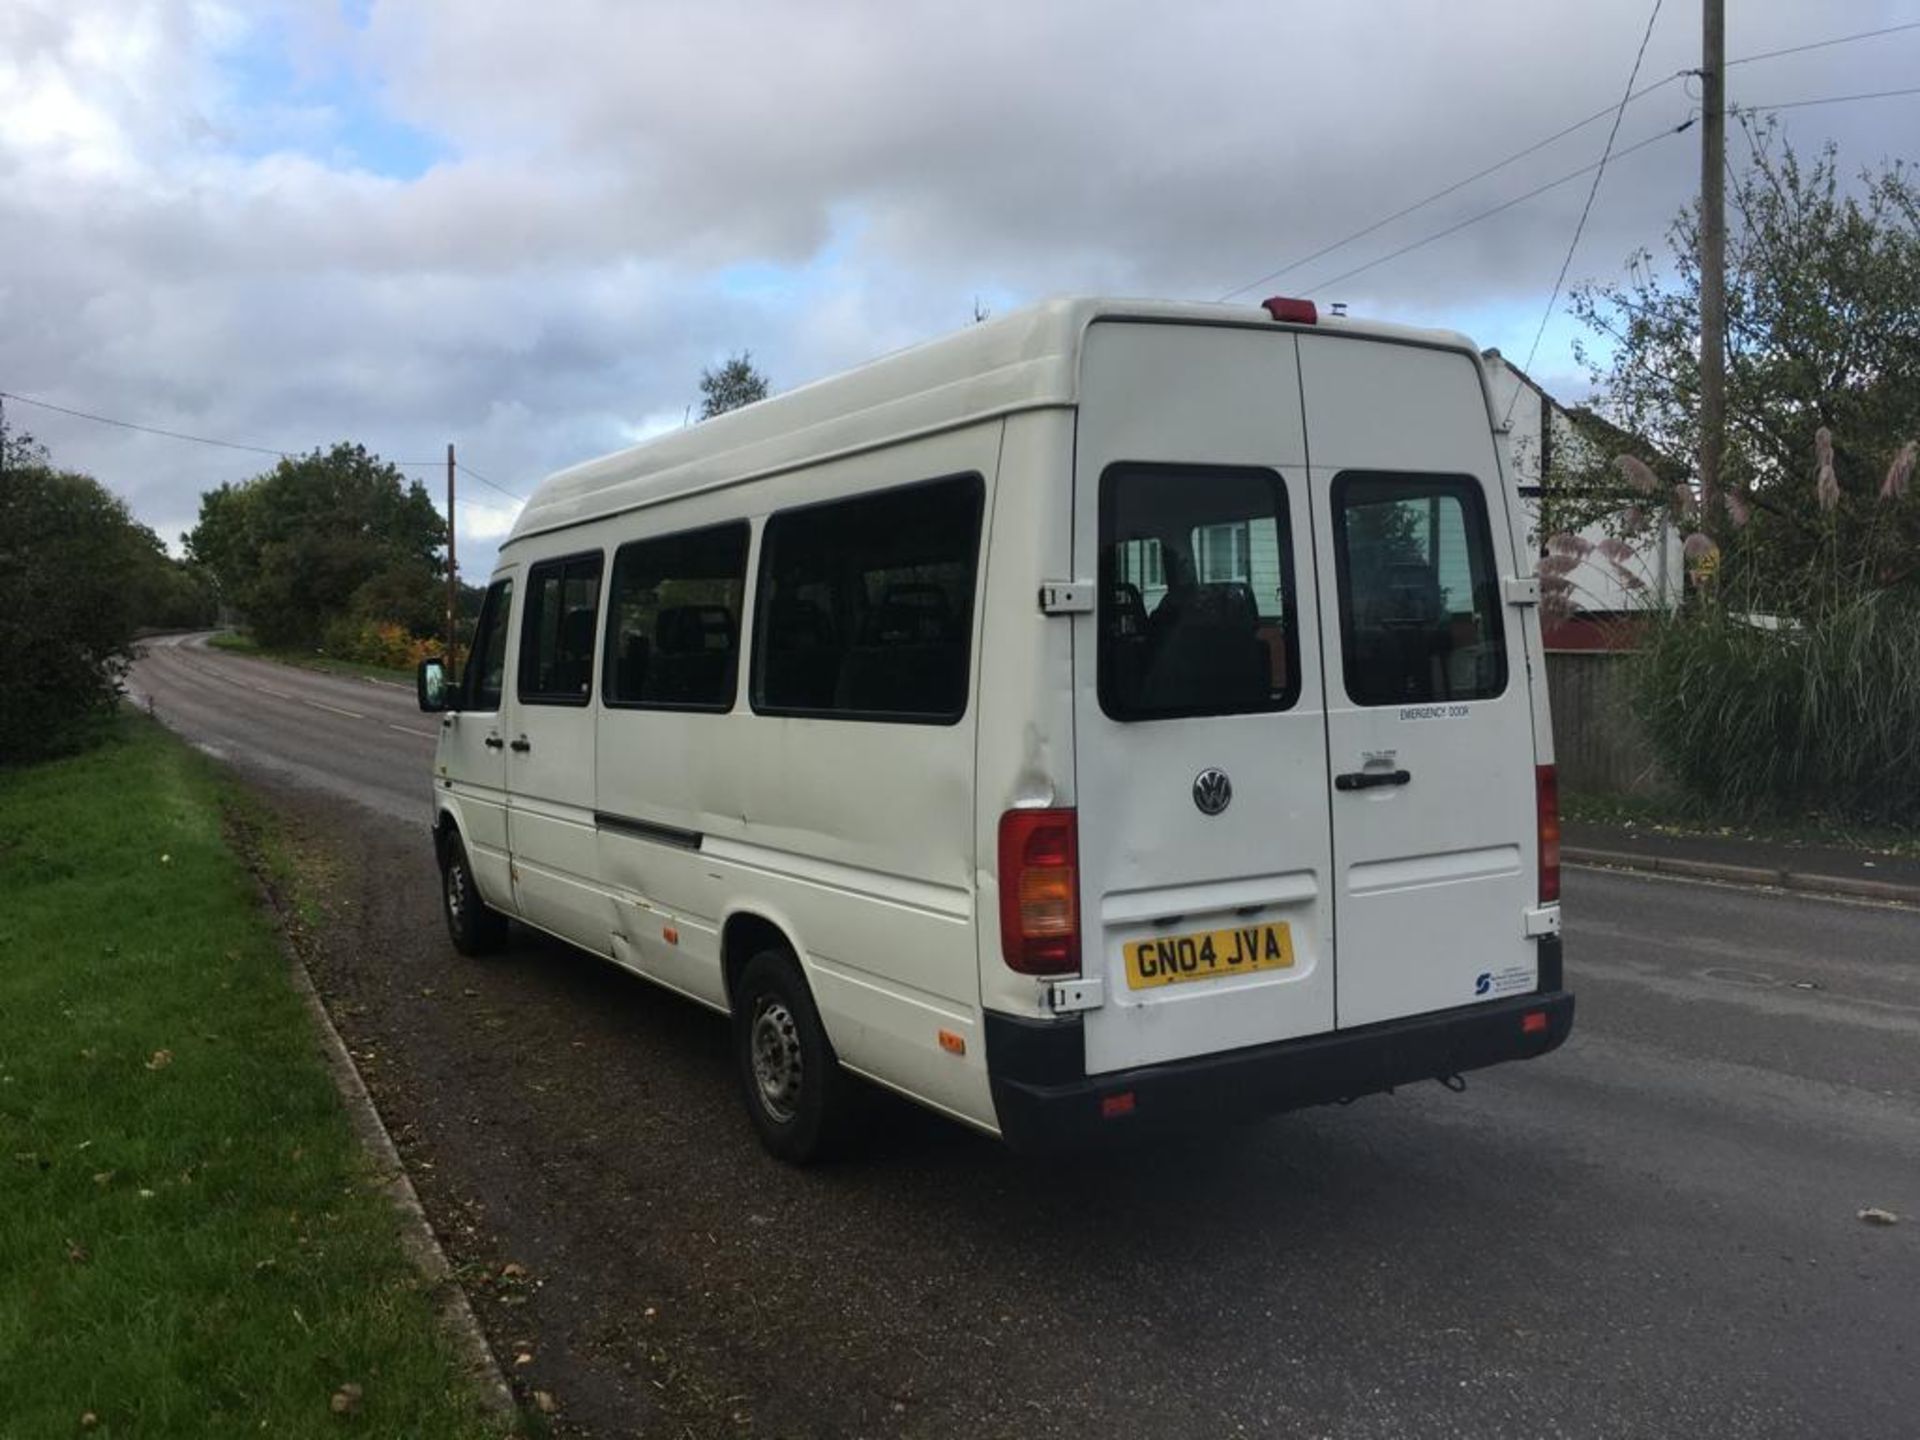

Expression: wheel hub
xmin=750 ymin=1000 xmax=804 ymax=1122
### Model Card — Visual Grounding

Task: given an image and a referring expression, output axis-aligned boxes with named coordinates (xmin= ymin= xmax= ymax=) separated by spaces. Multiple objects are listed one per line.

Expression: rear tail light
xmin=998 ymin=807 xmax=1079 ymax=975
xmin=1261 ymin=296 xmax=1318 ymax=324
xmin=1536 ymin=764 xmax=1561 ymax=903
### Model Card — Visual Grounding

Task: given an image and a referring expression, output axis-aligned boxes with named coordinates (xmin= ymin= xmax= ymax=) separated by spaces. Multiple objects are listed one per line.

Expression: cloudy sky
xmin=4 ymin=0 xmax=1917 ymax=574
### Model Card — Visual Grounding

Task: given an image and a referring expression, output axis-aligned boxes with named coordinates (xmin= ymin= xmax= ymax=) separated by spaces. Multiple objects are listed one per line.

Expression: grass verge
xmin=0 ymin=715 xmax=512 ymax=1438
xmin=1563 ymin=789 xmax=1920 ymax=859
xmin=208 ymin=632 xmax=413 ymax=687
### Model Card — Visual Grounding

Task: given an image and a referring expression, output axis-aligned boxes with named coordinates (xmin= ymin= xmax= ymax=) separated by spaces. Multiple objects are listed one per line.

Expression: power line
xmin=1722 ymin=19 xmax=1920 ymax=70
xmin=456 ymin=459 xmax=528 ymax=503
xmin=1503 ymin=0 xmax=1667 ymax=427
xmin=1745 ymin=83 xmax=1920 ymax=113
xmin=1218 ymin=73 xmax=1686 ymax=301
xmin=0 ymin=384 xmax=518 ymax=495
xmin=1302 ymin=121 xmax=1690 ymax=295
xmin=0 ymin=388 xmax=300 ymax=459
xmin=1300 ymin=79 xmax=1912 ymax=299
xmin=1217 ymin=17 xmax=1920 ymax=303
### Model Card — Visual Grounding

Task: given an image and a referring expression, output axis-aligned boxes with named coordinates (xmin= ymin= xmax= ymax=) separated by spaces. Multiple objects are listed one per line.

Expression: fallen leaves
xmin=145 ymin=1049 xmax=173 ymax=1071
xmin=330 ymin=1381 xmax=363 ymax=1415
xmin=532 ymin=1390 xmax=558 ymax=1415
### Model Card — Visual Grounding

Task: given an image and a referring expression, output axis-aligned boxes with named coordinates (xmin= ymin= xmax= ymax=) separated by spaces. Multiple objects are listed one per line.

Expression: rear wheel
xmin=733 ymin=949 xmax=856 ymax=1163
xmin=439 ymin=829 xmax=508 ymax=956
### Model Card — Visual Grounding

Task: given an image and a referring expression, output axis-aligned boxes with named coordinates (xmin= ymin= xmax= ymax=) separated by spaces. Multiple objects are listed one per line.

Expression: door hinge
xmin=1524 ymin=905 xmax=1561 ymax=938
xmin=1038 ymin=581 xmax=1094 ymax=615
xmin=1504 ymin=576 xmax=1541 ymax=606
xmin=1046 ymin=976 xmax=1104 ymax=1013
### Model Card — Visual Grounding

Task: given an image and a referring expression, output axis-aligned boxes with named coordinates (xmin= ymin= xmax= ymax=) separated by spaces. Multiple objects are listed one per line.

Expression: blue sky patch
xmin=215 ymin=11 xmax=446 ymax=179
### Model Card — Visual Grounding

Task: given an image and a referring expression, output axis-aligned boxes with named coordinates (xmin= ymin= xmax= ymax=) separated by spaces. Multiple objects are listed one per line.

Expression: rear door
xmin=1298 ymin=334 xmax=1541 ymax=1027
xmin=1073 ymin=321 xmax=1337 ymax=1075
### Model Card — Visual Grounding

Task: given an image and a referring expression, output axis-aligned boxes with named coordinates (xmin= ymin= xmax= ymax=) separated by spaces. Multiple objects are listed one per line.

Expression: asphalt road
xmin=132 ymin=634 xmax=1920 ymax=1440
xmin=130 ymin=631 xmax=438 ymax=825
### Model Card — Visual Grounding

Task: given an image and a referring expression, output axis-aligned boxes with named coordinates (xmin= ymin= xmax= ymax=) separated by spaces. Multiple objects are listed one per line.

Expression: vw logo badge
xmin=1192 ymin=767 xmax=1232 ymax=816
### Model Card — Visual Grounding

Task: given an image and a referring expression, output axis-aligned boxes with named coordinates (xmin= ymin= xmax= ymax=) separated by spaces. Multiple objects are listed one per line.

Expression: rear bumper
xmin=987 ymin=965 xmax=1573 ymax=1154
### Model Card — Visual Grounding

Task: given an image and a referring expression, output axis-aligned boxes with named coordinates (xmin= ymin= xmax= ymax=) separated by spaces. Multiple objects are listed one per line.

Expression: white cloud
xmin=2 ymin=0 xmax=1916 ymax=573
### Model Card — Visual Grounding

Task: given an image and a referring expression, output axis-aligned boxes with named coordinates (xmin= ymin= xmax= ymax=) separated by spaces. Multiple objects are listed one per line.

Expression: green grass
xmin=207 ymin=632 xmax=413 ymax=687
xmin=0 ymin=716 xmax=512 ymax=1438
xmin=1563 ymin=788 xmax=1920 ymax=859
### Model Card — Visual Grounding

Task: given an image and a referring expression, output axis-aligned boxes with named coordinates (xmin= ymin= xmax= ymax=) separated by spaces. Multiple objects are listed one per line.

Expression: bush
xmin=319 ymin=616 xmax=441 ymax=671
xmin=0 ymin=458 xmax=149 ymax=763
xmin=1632 ymin=591 xmax=1920 ymax=825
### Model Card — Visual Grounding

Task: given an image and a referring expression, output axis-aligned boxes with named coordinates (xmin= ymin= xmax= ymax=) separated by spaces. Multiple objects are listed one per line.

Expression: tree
xmin=1570 ymin=115 xmax=1920 ymax=608
xmin=0 ymin=434 xmax=211 ymax=761
xmin=699 ymin=352 xmax=770 ymax=419
xmin=185 ymin=443 xmax=446 ymax=648
xmin=1565 ymin=119 xmax=1920 ymax=822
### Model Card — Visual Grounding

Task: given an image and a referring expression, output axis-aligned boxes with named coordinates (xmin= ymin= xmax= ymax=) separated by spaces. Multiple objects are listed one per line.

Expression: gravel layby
xmin=268 ymin=787 xmax=1130 ymax=1439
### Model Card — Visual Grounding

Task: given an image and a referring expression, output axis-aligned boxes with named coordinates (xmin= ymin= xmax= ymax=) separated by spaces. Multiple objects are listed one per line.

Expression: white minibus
xmin=416 ymin=297 xmax=1572 ymax=1161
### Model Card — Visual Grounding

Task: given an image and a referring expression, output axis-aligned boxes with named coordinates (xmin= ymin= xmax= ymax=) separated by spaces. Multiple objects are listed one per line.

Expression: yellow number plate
xmin=1124 ymin=922 xmax=1294 ymax=990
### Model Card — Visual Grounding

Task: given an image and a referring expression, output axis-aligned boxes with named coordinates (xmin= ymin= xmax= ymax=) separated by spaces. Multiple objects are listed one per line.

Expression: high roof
xmin=504 ymin=297 xmax=1477 ymax=547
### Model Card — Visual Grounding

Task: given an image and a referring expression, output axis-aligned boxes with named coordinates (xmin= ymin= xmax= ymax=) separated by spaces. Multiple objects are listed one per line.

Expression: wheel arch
xmin=720 ymin=908 xmax=807 ymax=1015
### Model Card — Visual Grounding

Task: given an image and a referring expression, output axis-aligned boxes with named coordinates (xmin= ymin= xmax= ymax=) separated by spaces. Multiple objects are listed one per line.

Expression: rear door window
xmin=1099 ymin=464 xmax=1299 ymax=720
xmin=1330 ymin=472 xmax=1506 ymax=706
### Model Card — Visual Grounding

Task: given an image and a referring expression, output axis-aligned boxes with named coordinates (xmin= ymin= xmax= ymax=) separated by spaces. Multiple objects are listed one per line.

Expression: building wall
xmin=1482 ymin=354 xmax=1683 ymax=617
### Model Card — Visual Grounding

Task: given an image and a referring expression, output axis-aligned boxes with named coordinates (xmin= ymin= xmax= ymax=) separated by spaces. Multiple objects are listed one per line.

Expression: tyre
xmin=733 ymin=949 xmax=857 ymax=1163
xmin=439 ymin=828 xmax=509 ymax=956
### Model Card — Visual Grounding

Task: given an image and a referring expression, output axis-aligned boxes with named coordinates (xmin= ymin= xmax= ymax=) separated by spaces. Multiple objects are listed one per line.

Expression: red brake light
xmin=1522 ymin=1011 xmax=1549 ymax=1036
xmin=1536 ymin=764 xmax=1561 ymax=903
xmin=1261 ymin=296 xmax=1318 ymax=324
xmin=998 ymin=807 xmax=1079 ymax=975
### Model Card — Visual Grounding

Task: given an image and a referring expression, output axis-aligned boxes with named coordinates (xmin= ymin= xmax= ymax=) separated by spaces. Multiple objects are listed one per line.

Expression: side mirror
xmin=417 ymin=657 xmax=456 ymax=713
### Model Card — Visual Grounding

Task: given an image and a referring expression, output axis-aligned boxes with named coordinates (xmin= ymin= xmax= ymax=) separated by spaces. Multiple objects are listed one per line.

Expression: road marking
xmin=387 ymin=723 xmax=437 ymax=738
xmin=304 ymin=699 xmax=366 ymax=720
xmin=251 ymin=683 xmax=292 ymax=699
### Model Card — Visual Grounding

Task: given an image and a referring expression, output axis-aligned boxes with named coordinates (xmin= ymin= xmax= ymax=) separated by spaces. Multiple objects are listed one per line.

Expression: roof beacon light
xmin=1261 ymin=296 xmax=1318 ymax=324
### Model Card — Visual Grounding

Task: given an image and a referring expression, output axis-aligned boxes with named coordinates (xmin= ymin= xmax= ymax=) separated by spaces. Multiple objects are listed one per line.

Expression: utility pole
xmin=1698 ymin=0 xmax=1726 ymax=531
xmin=446 ymin=442 xmax=458 ymax=667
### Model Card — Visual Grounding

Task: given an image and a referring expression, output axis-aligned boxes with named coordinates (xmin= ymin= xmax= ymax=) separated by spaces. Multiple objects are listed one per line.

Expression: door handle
xmin=509 ymin=737 xmax=532 ymax=754
xmin=1335 ymin=769 xmax=1411 ymax=791
xmin=484 ymin=735 xmax=504 ymax=750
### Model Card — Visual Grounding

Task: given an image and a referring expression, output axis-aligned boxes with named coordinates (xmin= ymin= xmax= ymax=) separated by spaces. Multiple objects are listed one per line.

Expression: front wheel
xmin=440 ymin=829 xmax=509 ymax=956
xmin=732 ymin=950 xmax=856 ymax=1163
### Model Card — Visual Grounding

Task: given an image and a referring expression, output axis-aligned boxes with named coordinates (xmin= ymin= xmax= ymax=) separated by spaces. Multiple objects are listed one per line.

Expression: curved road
xmin=131 ymin=631 xmax=437 ymax=825
xmin=132 ymin=634 xmax=1920 ymax=1439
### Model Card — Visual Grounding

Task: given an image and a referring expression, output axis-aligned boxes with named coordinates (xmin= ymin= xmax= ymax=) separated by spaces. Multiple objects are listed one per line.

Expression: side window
xmin=1100 ymin=464 xmax=1299 ymax=721
xmin=464 ymin=577 xmax=514 ymax=711
xmin=603 ymin=521 xmax=750 ymax=712
xmin=518 ymin=552 xmax=605 ymax=706
xmin=751 ymin=474 xmax=984 ymax=724
xmin=1331 ymin=472 xmax=1508 ymax=706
